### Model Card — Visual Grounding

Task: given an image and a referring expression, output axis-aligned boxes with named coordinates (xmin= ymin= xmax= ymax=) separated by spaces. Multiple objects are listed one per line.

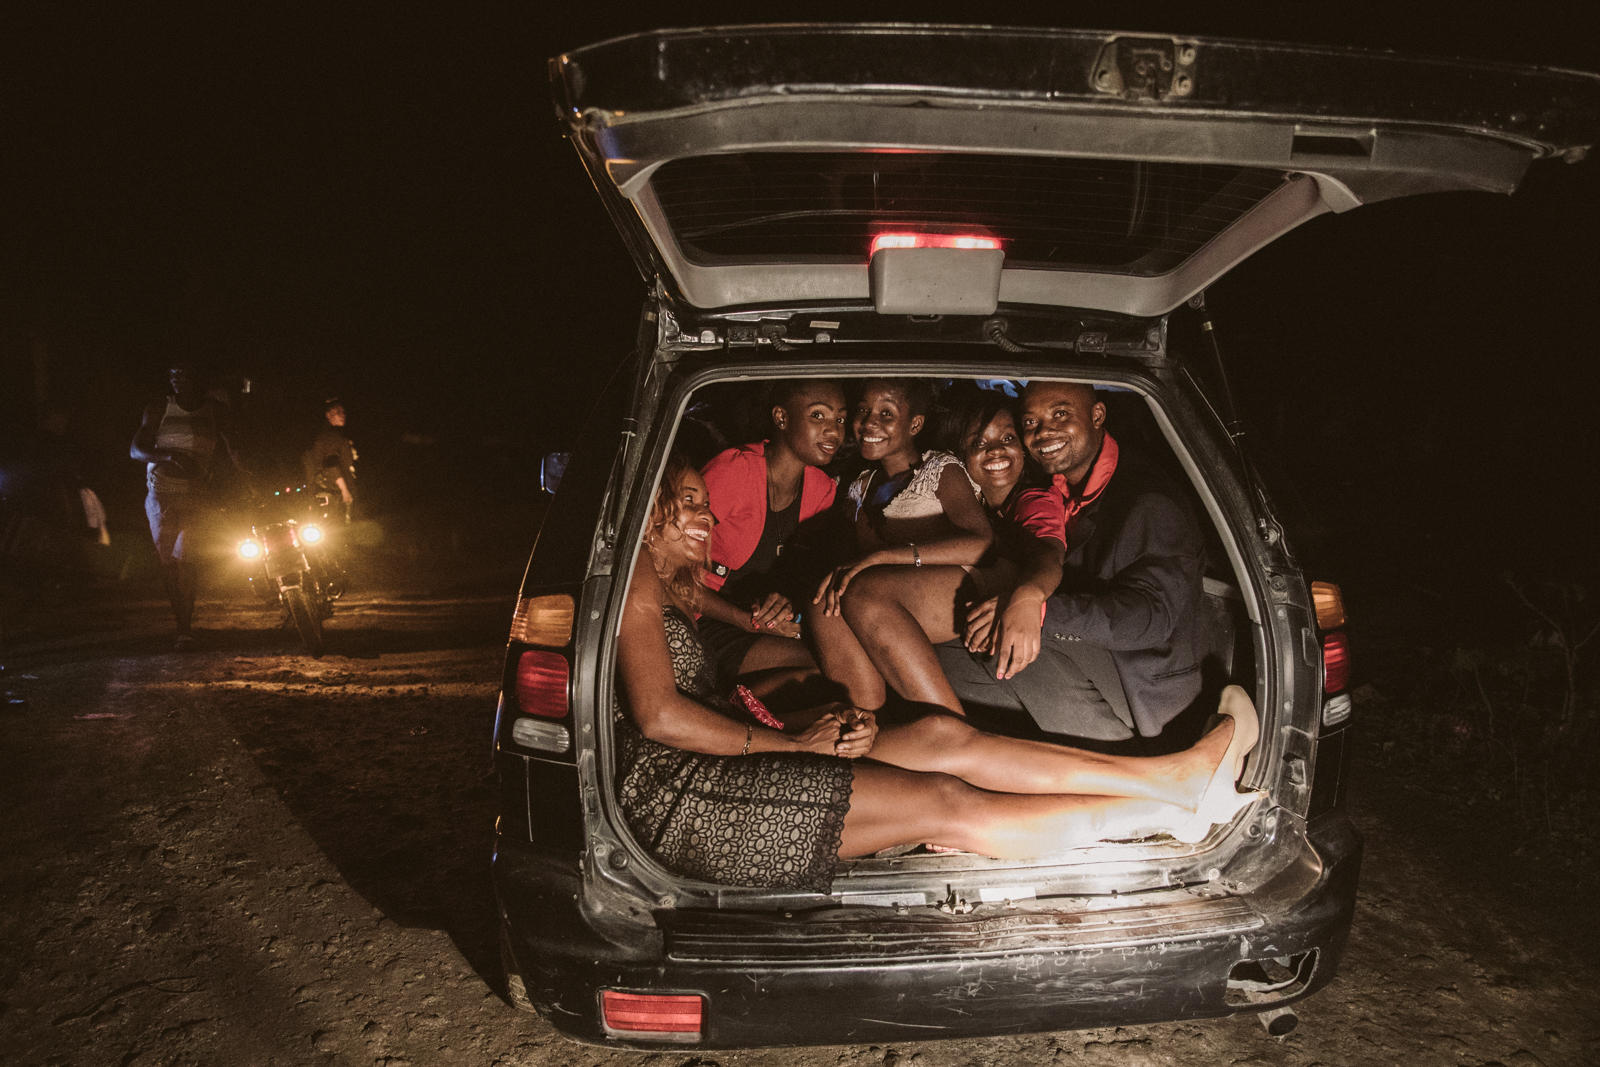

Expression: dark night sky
xmin=5 ymin=3 xmax=1597 ymax=586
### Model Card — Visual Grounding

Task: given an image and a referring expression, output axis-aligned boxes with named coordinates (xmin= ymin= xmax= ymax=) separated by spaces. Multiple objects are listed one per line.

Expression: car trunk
xmin=575 ymin=338 xmax=1286 ymax=916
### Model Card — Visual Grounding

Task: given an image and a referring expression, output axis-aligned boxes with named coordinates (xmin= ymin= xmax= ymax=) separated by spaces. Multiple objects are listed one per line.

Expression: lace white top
xmin=847 ymin=450 xmax=978 ymax=520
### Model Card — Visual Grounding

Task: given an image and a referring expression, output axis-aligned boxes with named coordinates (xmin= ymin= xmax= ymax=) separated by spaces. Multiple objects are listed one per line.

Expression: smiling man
xmin=938 ymin=380 xmax=1207 ymax=745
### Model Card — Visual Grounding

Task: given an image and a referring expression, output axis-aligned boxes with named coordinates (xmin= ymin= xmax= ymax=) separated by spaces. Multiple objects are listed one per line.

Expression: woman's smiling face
xmin=852 ymin=382 xmax=923 ymax=465
xmin=961 ymin=408 xmax=1025 ymax=505
xmin=658 ymin=467 xmax=715 ymax=567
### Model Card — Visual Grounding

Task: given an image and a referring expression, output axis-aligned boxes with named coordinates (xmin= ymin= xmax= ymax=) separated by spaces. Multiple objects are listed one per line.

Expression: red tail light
xmin=514 ymin=650 xmax=569 ymax=718
xmin=871 ymin=232 xmax=1001 ymax=254
xmin=600 ymin=990 xmax=703 ymax=1036
xmin=1322 ymin=632 xmax=1350 ymax=694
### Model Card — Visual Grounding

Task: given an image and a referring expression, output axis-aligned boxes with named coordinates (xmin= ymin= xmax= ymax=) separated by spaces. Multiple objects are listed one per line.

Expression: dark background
xmin=4 ymin=2 xmax=1596 ymax=594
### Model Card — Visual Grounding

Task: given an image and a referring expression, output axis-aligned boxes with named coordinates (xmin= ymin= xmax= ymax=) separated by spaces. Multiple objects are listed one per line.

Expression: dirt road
xmin=1 ymin=573 xmax=1595 ymax=1065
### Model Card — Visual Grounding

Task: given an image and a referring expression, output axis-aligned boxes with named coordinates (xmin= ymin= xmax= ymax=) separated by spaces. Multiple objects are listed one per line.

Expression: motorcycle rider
xmin=302 ymin=397 xmax=357 ymax=522
xmin=130 ymin=364 xmax=244 ymax=651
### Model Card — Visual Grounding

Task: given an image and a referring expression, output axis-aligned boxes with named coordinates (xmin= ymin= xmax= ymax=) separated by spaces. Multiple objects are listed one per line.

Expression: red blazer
xmin=700 ymin=442 xmax=837 ymax=592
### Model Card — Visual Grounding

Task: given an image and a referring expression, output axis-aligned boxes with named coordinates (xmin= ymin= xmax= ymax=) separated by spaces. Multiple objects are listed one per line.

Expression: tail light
xmin=600 ymin=990 xmax=703 ymax=1039
xmin=870 ymin=232 xmax=1001 ymax=253
xmin=1312 ymin=582 xmax=1352 ymax=727
xmin=510 ymin=651 xmax=570 ymax=753
xmin=510 ymin=595 xmax=574 ymax=646
xmin=514 ymin=651 xmax=569 ymax=719
xmin=1311 ymin=581 xmax=1346 ymax=630
xmin=506 ymin=594 xmax=577 ymax=755
xmin=1322 ymin=632 xmax=1350 ymax=694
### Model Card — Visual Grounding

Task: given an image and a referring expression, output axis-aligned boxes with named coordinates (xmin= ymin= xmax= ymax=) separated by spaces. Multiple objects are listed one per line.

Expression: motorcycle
xmin=236 ymin=485 xmax=343 ymax=656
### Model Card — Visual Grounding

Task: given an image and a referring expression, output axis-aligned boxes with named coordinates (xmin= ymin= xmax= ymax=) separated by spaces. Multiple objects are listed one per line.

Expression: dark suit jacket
xmin=1041 ymin=451 xmax=1205 ymax=737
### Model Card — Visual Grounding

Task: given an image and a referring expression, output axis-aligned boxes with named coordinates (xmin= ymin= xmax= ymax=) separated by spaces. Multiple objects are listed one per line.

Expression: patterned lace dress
xmin=615 ymin=606 xmax=854 ymax=893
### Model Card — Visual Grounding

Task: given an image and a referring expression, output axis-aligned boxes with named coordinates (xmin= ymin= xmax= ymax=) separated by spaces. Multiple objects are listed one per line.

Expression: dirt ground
xmin=1 ymin=562 xmax=1597 ymax=1066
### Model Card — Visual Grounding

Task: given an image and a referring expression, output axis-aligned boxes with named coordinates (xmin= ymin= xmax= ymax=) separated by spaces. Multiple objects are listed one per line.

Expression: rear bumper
xmin=495 ymin=814 xmax=1361 ymax=1049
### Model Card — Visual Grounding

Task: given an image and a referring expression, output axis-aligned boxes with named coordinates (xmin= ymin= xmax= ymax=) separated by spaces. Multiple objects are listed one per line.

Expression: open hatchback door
xmin=552 ymin=24 xmax=1600 ymax=317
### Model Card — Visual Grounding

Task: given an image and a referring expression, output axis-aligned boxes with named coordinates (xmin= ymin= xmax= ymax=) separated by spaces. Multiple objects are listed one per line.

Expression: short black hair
xmin=932 ymin=381 xmax=1014 ymax=454
xmin=856 ymin=377 xmax=933 ymax=418
xmin=766 ymin=378 xmax=842 ymax=413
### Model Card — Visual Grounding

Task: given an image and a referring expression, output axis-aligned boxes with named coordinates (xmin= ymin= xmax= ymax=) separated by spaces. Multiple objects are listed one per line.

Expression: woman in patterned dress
xmin=613 ymin=454 xmax=1262 ymax=892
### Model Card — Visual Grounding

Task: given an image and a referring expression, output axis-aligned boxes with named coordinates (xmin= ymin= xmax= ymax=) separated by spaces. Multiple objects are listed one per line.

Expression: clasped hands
xmin=747 ymin=592 xmax=802 ymax=639
xmin=791 ymin=703 xmax=877 ymax=759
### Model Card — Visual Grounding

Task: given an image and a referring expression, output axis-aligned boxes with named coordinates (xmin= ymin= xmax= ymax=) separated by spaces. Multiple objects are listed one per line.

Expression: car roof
xmin=551 ymin=24 xmax=1600 ymax=317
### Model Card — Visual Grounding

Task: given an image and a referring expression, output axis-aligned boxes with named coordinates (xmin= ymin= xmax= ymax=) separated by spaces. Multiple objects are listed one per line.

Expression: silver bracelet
xmin=741 ymin=723 xmax=752 ymax=756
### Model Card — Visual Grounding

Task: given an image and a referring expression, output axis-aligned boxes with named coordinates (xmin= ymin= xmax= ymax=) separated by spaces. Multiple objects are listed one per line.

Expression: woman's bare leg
xmin=809 ymin=609 xmax=888 ymax=710
xmin=838 ymin=762 xmax=1189 ymax=859
xmin=839 ymin=565 xmax=969 ymax=714
xmin=737 ymin=634 xmax=818 ymax=675
xmin=869 ymin=711 xmax=1239 ymax=812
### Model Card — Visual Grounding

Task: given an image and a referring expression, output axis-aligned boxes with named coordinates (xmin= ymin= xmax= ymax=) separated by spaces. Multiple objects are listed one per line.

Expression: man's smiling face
xmin=1019 ymin=381 xmax=1106 ymax=485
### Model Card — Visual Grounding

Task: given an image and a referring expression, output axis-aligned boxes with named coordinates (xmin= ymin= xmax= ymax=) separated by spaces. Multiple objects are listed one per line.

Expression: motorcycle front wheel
xmin=283 ymin=585 xmax=325 ymax=657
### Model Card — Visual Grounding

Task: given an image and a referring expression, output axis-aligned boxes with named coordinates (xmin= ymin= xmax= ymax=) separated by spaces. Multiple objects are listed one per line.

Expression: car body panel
xmin=495 ymin=814 xmax=1360 ymax=1047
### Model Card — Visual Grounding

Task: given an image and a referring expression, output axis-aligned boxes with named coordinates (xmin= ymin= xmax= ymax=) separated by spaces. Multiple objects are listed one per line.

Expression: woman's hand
xmin=790 ymin=713 xmax=843 ymax=755
xmin=963 ymin=596 xmax=1001 ymax=654
xmin=749 ymin=592 xmax=800 ymax=637
xmin=834 ymin=708 xmax=877 ymax=759
xmin=992 ymin=589 xmax=1046 ymax=680
xmin=813 ymin=558 xmax=875 ymax=616
xmin=767 ymin=615 xmax=803 ymax=639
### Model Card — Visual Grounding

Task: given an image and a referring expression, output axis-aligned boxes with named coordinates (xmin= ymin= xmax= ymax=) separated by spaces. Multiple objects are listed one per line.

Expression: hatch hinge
xmin=1091 ymin=37 xmax=1196 ymax=102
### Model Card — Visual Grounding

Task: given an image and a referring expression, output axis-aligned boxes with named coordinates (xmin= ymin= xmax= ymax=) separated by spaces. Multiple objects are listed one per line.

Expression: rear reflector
xmin=1322 ymin=632 xmax=1350 ymax=694
xmin=514 ymin=650 xmax=570 ymax=719
xmin=1311 ymin=581 xmax=1346 ymax=630
xmin=510 ymin=716 xmax=571 ymax=754
xmin=510 ymin=594 xmax=575 ymax=647
xmin=600 ymin=990 xmax=703 ymax=1038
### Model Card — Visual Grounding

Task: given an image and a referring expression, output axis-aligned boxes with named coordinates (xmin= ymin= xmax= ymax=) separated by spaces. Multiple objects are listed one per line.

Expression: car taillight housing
xmin=508 ymin=649 xmax=571 ymax=754
xmin=1313 ymin=581 xmax=1352 ymax=727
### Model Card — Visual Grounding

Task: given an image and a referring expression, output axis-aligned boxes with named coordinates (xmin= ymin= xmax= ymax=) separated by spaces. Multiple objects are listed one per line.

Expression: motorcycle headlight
xmin=300 ymin=524 xmax=324 ymax=545
xmin=238 ymin=539 xmax=262 ymax=560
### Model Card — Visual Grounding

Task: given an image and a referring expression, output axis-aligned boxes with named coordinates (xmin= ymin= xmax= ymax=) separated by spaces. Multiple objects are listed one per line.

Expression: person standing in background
xmin=129 ymin=365 xmax=241 ymax=650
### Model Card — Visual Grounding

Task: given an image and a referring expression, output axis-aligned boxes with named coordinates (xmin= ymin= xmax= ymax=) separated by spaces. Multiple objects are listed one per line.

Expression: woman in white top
xmin=810 ymin=378 xmax=993 ymax=712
